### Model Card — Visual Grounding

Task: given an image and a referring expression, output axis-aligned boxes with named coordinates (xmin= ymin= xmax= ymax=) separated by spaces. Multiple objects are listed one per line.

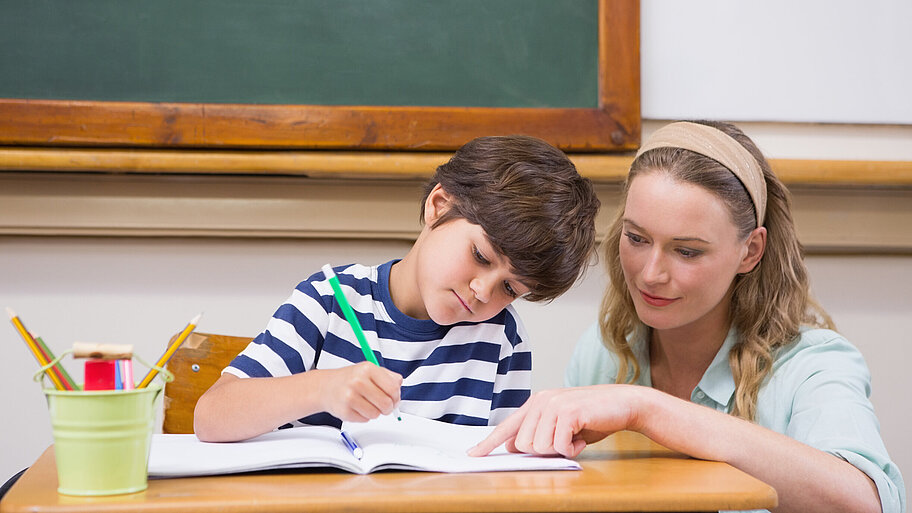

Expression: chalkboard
xmin=0 ymin=0 xmax=640 ymax=151
xmin=1 ymin=0 xmax=598 ymax=108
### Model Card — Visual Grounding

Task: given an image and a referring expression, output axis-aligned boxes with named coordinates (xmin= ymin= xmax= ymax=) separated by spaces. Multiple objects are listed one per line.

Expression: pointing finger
xmin=467 ymin=406 xmax=527 ymax=457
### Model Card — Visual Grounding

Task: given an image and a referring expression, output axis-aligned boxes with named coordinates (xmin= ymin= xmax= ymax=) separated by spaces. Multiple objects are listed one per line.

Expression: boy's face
xmin=413 ymin=217 xmax=532 ymax=325
xmin=398 ymin=184 xmax=533 ymax=325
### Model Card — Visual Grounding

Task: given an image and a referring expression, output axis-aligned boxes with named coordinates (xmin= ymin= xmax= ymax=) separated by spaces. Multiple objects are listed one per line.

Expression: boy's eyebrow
xmin=622 ymin=218 xmax=711 ymax=244
xmin=515 ymin=277 xmax=535 ymax=291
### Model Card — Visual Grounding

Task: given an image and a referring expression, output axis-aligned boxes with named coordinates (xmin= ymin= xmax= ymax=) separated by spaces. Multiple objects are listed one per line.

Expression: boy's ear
xmin=424 ymin=183 xmax=453 ymax=225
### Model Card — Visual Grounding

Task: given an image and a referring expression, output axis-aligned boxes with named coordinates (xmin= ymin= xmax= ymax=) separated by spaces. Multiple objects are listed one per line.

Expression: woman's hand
xmin=469 ymin=384 xmax=645 ymax=458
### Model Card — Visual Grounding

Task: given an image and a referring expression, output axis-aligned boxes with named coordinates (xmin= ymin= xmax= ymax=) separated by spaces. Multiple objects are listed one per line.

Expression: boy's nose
xmin=470 ymin=277 xmax=492 ymax=304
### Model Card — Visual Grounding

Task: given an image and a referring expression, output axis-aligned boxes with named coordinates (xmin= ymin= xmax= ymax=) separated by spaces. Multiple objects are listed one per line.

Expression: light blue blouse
xmin=566 ymin=323 xmax=905 ymax=513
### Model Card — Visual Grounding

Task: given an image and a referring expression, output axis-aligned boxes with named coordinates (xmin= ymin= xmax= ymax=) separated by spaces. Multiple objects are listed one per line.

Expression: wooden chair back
xmin=162 ymin=332 xmax=252 ymax=434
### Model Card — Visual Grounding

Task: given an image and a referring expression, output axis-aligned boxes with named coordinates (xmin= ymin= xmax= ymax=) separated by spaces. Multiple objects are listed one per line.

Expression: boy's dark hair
xmin=420 ymin=135 xmax=600 ymax=302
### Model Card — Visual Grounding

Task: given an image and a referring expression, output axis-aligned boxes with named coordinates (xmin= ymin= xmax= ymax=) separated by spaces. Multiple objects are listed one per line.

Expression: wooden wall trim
xmin=1 ymin=172 xmax=910 ymax=253
xmin=765 ymin=159 xmax=912 ymax=186
xmin=0 ymin=147 xmax=910 ymax=185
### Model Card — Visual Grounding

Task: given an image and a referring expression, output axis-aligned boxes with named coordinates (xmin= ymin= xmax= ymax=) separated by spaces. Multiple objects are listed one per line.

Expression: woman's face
xmin=619 ymin=172 xmax=760 ymax=333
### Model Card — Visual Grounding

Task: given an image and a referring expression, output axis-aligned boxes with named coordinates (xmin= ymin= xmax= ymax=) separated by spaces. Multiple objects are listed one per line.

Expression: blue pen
xmin=340 ymin=430 xmax=363 ymax=460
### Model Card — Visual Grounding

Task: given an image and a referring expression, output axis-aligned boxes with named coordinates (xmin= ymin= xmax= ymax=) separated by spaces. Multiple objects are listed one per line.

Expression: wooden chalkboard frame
xmin=0 ymin=0 xmax=638 ymax=152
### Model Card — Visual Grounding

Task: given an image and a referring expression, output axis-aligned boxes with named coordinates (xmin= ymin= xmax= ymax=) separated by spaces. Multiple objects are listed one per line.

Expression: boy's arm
xmin=194 ymin=362 xmax=402 ymax=442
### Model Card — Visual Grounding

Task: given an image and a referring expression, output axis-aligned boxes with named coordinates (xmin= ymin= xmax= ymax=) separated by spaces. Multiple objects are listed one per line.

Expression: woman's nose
xmin=641 ymin=250 xmax=669 ymax=285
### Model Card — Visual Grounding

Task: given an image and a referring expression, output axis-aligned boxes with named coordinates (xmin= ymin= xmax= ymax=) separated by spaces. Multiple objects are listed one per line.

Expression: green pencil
xmin=322 ymin=264 xmax=401 ymax=421
xmin=35 ymin=336 xmax=80 ymax=390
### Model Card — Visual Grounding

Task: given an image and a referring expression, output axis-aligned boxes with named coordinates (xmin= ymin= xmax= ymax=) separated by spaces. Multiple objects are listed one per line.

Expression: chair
xmin=162 ymin=332 xmax=251 ymax=434
xmin=0 ymin=468 xmax=27 ymax=501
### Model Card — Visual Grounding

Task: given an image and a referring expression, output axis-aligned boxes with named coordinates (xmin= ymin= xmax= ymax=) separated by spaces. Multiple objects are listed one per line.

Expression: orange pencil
xmin=7 ymin=307 xmax=66 ymax=391
xmin=137 ymin=313 xmax=202 ymax=389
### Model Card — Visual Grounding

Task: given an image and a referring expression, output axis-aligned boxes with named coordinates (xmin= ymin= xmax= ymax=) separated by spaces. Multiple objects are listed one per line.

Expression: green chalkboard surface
xmin=1 ymin=0 xmax=598 ymax=108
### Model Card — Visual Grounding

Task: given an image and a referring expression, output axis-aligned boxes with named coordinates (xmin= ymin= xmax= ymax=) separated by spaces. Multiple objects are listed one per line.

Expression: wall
xmin=642 ymin=0 xmax=912 ymax=124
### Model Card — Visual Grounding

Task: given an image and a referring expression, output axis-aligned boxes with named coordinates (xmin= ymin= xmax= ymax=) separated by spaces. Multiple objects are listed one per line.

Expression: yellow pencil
xmin=7 ymin=307 xmax=66 ymax=391
xmin=137 ymin=313 xmax=202 ymax=389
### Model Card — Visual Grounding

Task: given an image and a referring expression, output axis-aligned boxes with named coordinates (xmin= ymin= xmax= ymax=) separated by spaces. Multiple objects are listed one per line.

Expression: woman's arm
xmin=193 ymin=363 xmax=402 ymax=442
xmin=470 ymin=384 xmax=881 ymax=513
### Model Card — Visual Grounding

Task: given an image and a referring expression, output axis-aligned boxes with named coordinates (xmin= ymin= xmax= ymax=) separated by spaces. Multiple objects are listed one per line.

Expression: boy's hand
xmin=315 ymin=362 xmax=402 ymax=423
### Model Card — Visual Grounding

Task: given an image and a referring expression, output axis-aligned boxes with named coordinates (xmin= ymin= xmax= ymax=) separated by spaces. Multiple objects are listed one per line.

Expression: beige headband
xmin=635 ymin=122 xmax=767 ymax=226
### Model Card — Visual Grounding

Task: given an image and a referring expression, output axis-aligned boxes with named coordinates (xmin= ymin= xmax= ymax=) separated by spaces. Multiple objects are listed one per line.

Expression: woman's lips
xmin=639 ymin=290 xmax=678 ymax=307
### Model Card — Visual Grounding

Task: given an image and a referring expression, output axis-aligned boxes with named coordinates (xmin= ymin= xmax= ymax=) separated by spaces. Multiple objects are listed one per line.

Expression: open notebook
xmin=148 ymin=412 xmax=580 ymax=476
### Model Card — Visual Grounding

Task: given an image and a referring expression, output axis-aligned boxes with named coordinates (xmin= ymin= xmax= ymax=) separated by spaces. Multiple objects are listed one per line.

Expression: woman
xmin=470 ymin=121 xmax=905 ymax=513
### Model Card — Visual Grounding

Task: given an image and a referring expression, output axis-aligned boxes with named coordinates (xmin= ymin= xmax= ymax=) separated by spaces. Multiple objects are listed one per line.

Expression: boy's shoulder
xmin=307 ymin=262 xmax=378 ymax=282
xmin=295 ymin=262 xmax=383 ymax=292
xmin=449 ymin=305 xmax=528 ymax=347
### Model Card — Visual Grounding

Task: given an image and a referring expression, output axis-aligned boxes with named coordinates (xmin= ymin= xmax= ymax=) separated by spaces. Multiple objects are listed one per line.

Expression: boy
xmin=194 ymin=135 xmax=600 ymax=442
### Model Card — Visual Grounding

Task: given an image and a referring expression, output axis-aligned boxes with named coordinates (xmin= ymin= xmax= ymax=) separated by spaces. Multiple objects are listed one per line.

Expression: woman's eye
xmin=677 ymin=248 xmax=702 ymax=259
xmin=472 ymin=245 xmax=489 ymax=264
xmin=624 ymin=232 xmax=646 ymax=244
xmin=503 ymin=281 xmax=518 ymax=299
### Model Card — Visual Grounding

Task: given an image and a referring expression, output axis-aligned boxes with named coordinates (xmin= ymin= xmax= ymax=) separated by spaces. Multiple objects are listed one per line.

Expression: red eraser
xmin=84 ymin=359 xmax=116 ymax=390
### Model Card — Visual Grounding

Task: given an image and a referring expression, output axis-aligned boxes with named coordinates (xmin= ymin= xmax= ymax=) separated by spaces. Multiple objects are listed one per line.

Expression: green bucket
xmin=36 ymin=351 xmax=171 ymax=496
xmin=43 ymin=386 xmax=163 ymax=495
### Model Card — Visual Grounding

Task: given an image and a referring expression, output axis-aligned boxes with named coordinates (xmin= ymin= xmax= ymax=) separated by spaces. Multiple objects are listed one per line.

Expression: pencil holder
xmin=35 ymin=352 xmax=173 ymax=496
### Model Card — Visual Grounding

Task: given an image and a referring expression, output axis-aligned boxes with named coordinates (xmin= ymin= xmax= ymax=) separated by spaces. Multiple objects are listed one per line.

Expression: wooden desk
xmin=0 ymin=431 xmax=776 ymax=513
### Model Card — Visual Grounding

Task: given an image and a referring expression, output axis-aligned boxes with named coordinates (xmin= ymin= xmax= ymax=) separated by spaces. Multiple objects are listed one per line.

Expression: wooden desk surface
xmin=0 ymin=431 xmax=776 ymax=513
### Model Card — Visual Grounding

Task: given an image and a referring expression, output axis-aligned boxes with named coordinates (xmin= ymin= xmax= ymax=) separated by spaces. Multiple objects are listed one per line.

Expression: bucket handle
xmin=34 ymin=350 xmax=174 ymax=386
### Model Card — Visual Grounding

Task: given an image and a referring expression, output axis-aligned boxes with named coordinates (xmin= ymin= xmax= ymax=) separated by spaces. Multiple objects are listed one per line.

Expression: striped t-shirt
xmin=224 ymin=260 xmax=532 ymax=428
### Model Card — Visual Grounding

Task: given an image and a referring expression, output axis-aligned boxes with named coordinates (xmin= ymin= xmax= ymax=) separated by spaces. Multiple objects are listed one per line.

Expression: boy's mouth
xmin=453 ymin=291 xmax=473 ymax=313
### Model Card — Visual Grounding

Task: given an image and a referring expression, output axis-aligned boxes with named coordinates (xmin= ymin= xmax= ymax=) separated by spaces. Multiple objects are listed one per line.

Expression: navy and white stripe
xmin=224 ymin=260 xmax=532 ymax=428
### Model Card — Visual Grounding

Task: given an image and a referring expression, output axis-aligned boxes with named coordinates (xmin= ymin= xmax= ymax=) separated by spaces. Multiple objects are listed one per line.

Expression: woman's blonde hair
xmin=600 ymin=120 xmax=834 ymax=421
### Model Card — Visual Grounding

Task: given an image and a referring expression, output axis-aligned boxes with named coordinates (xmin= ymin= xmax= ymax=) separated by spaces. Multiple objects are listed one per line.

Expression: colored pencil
xmin=122 ymin=359 xmax=135 ymax=390
xmin=137 ymin=313 xmax=202 ymax=388
xmin=114 ymin=357 xmax=123 ymax=390
xmin=7 ymin=307 xmax=67 ymax=391
xmin=34 ymin=336 xmax=78 ymax=390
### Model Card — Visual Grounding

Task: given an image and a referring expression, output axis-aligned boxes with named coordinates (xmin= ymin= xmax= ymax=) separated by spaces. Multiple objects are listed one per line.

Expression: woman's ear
xmin=423 ymin=183 xmax=452 ymax=225
xmin=738 ymin=227 xmax=767 ymax=274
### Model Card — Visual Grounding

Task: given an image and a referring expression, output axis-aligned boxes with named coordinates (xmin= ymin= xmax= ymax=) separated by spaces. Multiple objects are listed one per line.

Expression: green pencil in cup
xmin=322 ymin=264 xmax=401 ymax=421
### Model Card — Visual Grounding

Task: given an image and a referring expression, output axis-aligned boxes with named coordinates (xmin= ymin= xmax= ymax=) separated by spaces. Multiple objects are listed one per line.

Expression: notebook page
xmin=343 ymin=413 xmax=580 ymax=473
xmin=148 ymin=425 xmax=360 ymax=476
